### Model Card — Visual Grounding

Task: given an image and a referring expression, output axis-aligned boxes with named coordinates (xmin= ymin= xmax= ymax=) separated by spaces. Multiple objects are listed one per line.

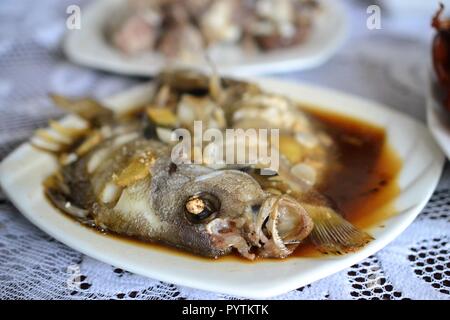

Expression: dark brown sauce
xmin=310 ymin=108 xmax=401 ymax=228
xmin=291 ymin=108 xmax=401 ymax=258
xmin=54 ymin=108 xmax=402 ymax=262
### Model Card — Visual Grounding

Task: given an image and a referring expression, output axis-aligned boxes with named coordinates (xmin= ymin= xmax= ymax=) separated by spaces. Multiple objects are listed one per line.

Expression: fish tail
xmin=303 ymin=204 xmax=373 ymax=255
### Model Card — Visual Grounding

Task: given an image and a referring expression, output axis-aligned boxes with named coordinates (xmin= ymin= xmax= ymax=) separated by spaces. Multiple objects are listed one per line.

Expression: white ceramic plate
xmin=64 ymin=0 xmax=347 ymax=76
xmin=0 ymin=78 xmax=444 ymax=298
xmin=426 ymin=76 xmax=450 ymax=160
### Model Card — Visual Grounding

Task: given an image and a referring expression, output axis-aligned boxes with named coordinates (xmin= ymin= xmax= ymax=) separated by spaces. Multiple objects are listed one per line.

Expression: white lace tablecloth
xmin=0 ymin=0 xmax=449 ymax=300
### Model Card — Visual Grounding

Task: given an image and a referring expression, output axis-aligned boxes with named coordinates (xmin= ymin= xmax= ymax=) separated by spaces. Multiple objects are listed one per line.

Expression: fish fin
xmin=43 ymin=174 xmax=90 ymax=220
xmin=303 ymin=204 xmax=373 ymax=255
xmin=49 ymin=94 xmax=113 ymax=123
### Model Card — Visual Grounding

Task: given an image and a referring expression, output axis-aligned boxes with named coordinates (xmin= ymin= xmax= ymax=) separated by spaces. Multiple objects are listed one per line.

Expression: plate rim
xmin=0 ymin=78 xmax=445 ymax=298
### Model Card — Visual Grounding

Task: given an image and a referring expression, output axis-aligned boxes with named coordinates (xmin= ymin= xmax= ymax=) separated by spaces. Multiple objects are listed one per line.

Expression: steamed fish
xmin=38 ymin=70 xmax=372 ymax=259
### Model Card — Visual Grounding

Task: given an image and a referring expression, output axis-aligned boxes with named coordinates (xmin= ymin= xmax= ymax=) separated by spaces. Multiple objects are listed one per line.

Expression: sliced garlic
xmin=49 ymin=120 xmax=87 ymax=140
xmin=177 ymin=95 xmax=225 ymax=129
xmin=232 ymin=94 xmax=308 ymax=132
xmin=100 ymin=182 xmax=122 ymax=205
xmin=35 ymin=129 xmax=71 ymax=145
xmin=112 ymin=132 xmax=139 ymax=147
xmin=295 ymin=132 xmax=318 ymax=149
xmin=30 ymin=136 xmax=62 ymax=152
xmin=318 ymin=133 xmax=333 ymax=147
xmin=290 ymin=163 xmax=317 ymax=186
xmin=156 ymin=127 xmax=174 ymax=144
xmin=100 ymin=125 xmax=113 ymax=139
xmin=176 ymin=98 xmax=196 ymax=124
xmin=87 ymin=149 xmax=110 ymax=174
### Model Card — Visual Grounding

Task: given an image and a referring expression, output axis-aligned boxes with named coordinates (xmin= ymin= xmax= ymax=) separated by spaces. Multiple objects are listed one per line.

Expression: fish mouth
xmin=205 ymin=195 xmax=314 ymax=260
xmin=256 ymin=195 xmax=313 ymax=258
xmin=205 ymin=216 xmax=257 ymax=260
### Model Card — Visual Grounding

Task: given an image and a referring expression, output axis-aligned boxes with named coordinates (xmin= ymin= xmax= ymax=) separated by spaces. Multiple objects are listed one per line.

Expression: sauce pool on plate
xmin=293 ymin=108 xmax=401 ymax=258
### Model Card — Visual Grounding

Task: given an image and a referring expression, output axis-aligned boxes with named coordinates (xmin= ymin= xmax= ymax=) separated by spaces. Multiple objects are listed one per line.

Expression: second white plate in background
xmin=64 ymin=0 xmax=347 ymax=77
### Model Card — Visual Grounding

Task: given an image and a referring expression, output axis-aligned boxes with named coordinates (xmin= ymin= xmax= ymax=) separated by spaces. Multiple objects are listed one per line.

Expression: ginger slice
xmin=75 ymin=131 xmax=103 ymax=156
xmin=146 ymin=107 xmax=178 ymax=127
xmin=114 ymin=151 xmax=156 ymax=187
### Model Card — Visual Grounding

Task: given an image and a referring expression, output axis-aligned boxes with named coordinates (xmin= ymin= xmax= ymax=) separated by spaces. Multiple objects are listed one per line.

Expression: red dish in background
xmin=432 ymin=4 xmax=450 ymax=113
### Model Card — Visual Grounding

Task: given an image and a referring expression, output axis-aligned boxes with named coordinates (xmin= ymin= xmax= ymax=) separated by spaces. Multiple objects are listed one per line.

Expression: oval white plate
xmin=64 ymin=0 xmax=347 ymax=76
xmin=0 ymin=78 xmax=444 ymax=298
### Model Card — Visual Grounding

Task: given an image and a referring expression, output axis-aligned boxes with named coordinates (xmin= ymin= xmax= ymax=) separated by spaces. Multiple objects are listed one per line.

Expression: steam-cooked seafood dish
xmin=35 ymin=70 xmax=377 ymax=260
xmin=109 ymin=0 xmax=319 ymax=60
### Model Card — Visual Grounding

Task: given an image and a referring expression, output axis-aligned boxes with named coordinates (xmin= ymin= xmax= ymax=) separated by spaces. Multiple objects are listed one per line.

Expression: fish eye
xmin=184 ymin=192 xmax=220 ymax=223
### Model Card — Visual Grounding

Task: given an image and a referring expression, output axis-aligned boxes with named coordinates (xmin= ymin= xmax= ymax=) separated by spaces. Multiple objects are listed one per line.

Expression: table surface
xmin=0 ymin=0 xmax=449 ymax=300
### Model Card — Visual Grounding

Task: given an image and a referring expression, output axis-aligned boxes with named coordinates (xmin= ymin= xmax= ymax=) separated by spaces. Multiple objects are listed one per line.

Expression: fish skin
xmin=43 ymin=70 xmax=374 ymax=259
xmin=149 ymin=158 xmax=269 ymax=257
xmin=56 ymin=134 xmax=271 ymax=258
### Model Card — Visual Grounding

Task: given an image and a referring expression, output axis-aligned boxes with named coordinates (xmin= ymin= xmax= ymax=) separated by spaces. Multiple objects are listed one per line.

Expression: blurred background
xmin=0 ymin=0 xmax=446 ymax=150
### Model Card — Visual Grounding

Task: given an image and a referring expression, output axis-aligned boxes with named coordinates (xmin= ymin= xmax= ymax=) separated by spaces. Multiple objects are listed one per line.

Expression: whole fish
xmin=45 ymin=134 xmax=313 ymax=259
xmin=39 ymin=70 xmax=372 ymax=259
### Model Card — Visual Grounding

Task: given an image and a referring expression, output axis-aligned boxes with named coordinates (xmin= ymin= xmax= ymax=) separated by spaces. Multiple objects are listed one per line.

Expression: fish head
xmin=151 ymin=158 xmax=313 ymax=259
